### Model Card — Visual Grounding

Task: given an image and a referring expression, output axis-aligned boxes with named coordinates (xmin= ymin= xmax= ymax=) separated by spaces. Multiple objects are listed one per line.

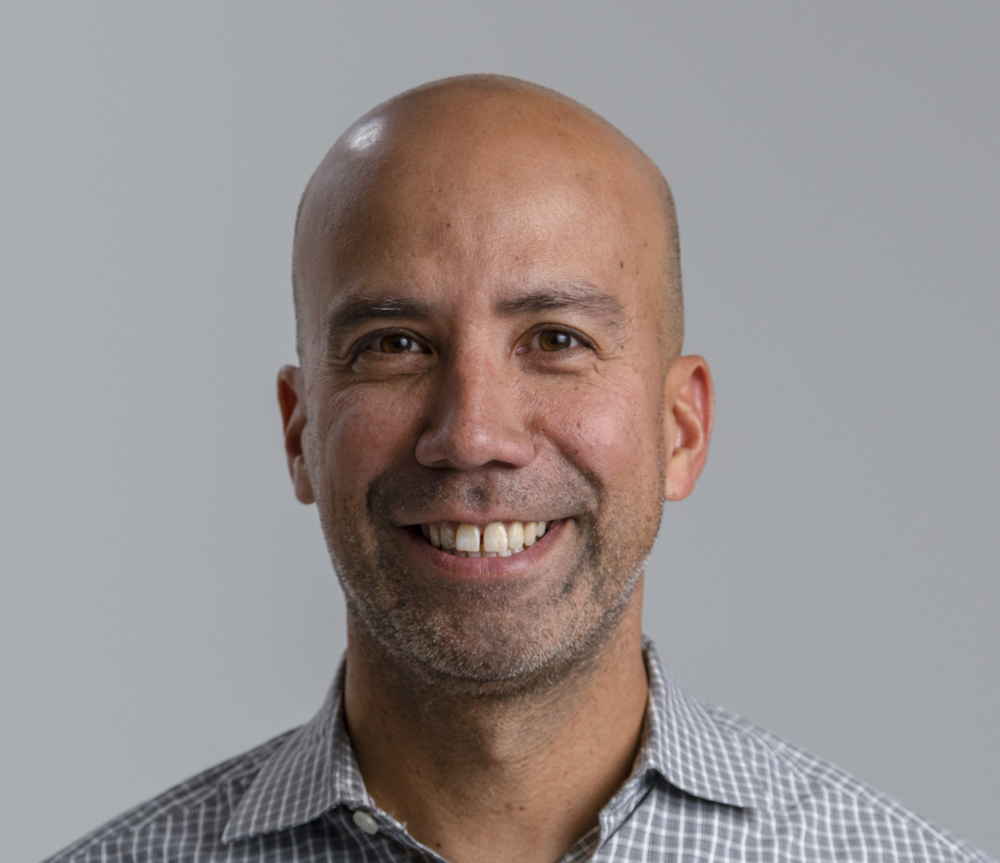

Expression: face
xmin=280 ymin=99 xmax=711 ymax=693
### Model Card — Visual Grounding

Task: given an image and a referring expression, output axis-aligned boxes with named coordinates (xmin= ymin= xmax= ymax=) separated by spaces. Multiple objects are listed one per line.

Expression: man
xmin=45 ymin=76 xmax=994 ymax=863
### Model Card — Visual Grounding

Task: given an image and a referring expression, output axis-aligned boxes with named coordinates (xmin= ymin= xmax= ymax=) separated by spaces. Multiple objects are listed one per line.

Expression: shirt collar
xmin=222 ymin=660 xmax=367 ymax=843
xmin=639 ymin=639 xmax=764 ymax=810
xmin=223 ymin=639 xmax=765 ymax=841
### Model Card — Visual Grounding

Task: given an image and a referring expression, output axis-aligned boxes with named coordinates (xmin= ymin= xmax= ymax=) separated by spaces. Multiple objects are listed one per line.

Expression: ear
xmin=277 ymin=365 xmax=316 ymax=505
xmin=662 ymin=355 xmax=715 ymax=501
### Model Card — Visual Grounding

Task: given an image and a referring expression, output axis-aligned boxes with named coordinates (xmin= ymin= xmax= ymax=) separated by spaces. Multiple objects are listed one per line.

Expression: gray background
xmin=2 ymin=2 xmax=997 ymax=860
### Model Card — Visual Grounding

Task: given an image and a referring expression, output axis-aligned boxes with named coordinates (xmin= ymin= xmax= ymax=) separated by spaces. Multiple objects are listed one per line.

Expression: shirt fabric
xmin=44 ymin=640 xmax=994 ymax=863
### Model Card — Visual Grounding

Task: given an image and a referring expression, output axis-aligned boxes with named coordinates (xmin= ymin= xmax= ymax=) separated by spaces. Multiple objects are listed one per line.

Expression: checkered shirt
xmin=43 ymin=640 xmax=994 ymax=863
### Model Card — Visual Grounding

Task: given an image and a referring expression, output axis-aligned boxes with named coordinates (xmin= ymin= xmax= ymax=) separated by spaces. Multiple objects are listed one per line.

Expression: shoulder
xmin=703 ymin=702 xmax=996 ymax=863
xmin=42 ymin=730 xmax=296 ymax=863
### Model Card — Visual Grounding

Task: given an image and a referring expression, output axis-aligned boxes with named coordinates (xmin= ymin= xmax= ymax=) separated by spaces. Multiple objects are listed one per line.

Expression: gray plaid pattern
xmin=44 ymin=640 xmax=994 ymax=863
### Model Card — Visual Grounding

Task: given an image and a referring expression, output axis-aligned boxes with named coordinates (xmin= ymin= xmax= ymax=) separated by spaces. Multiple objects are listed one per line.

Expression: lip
xmin=399 ymin=518 xmax=567 ymax=583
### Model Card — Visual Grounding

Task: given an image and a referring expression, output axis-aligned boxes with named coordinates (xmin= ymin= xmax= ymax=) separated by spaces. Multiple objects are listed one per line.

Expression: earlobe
xmin=277 ymin=365 xmax=316 ymax=505
xmin=662 ymin=356 xmax=714 ymax=502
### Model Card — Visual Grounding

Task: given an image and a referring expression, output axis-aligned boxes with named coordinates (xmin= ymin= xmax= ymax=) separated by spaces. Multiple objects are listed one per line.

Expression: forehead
xmin=294 ymin=92 xmax=669 ymax=335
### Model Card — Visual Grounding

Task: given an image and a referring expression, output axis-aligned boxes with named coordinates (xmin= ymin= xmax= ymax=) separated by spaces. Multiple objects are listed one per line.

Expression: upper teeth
xmin=420 ymin=521 xmax=548 ymax=557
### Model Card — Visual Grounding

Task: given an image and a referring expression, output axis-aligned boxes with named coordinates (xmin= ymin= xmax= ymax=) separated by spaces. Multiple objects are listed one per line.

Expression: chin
xmin=355 ymin=572 xmax=642 ymax=699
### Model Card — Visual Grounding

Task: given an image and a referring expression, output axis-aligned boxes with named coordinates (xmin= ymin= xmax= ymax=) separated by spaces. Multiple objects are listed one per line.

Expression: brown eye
xmin=537 ymin=330 xmax=577 ymax=351
xmin=379 ymin=334 xmax=418 ymax=353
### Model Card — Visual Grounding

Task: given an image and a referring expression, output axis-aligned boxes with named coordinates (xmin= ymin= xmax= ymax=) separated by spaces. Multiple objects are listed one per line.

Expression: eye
xmin=356 ymin=330 xmax=429 ymax=356
xmin=534 ymin=329 xmax=580 ymax=352
xmin=377 ymin=333 xmax=422 ymax=353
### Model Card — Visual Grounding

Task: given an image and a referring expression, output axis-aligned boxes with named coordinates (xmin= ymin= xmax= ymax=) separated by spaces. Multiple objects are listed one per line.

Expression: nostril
xmin=414 ymin=424 xmax=535 ymax=471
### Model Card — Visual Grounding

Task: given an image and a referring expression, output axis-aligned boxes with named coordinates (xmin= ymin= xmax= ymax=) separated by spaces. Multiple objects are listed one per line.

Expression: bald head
xmin=291 ymin=75 xmax=683 ymax=363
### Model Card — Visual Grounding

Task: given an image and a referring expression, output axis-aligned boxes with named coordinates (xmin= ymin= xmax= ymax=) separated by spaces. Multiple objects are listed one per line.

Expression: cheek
xmin=311 ymin=386 xmax=423 ymax=494
xmin=536 ymin=371 xmax=661 ymax=490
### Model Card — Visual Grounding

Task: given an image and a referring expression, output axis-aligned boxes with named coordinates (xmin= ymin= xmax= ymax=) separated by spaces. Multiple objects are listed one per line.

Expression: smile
xmin=418 ymin=521 xmax=549 ymax=557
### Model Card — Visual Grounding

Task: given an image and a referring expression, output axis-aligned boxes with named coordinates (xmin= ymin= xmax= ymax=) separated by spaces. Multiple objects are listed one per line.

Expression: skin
xmin=277 ymin=76 xmax=714 ymax=863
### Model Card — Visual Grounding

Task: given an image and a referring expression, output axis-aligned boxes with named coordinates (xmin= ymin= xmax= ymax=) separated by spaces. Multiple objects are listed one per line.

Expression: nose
xmin=415 ymin=349 xmax=535 ymax=470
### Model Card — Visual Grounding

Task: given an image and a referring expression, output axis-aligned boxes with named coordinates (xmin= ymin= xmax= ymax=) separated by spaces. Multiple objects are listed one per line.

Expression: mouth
xmin=414 ymin=520 xmax=551 ymax=558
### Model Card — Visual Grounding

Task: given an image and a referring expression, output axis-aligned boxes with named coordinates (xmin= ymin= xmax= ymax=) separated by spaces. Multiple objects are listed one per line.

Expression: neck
xmin=343 ymin=591 xmax=649 ymax=863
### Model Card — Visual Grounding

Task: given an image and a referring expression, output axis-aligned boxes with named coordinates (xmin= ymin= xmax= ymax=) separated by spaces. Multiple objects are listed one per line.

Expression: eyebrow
xmin=324 ymin=282 xmax=627 ymax=345
xmin=495 ymin=283 xmax=627 ymax=330
xmin=324 ymin=295 xmax=441 ymax=344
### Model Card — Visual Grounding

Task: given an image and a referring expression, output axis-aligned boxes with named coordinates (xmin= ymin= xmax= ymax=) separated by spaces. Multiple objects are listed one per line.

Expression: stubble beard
xmin=316 ymin=461 xmax=663 ymax=699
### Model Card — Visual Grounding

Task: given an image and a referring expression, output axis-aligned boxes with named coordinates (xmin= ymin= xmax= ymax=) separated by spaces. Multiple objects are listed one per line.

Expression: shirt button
xmin=352 ymin=809 xmax=380 ymax=835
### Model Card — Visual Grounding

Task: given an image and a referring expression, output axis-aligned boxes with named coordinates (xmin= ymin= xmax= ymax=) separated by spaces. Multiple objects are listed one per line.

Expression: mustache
xmin=365 ymin=460 xmax=600 ymax=525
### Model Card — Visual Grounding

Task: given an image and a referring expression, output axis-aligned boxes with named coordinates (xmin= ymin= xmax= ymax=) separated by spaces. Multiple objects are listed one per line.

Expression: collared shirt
xmin=44 ymin=640 xmax=994 ymax=863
